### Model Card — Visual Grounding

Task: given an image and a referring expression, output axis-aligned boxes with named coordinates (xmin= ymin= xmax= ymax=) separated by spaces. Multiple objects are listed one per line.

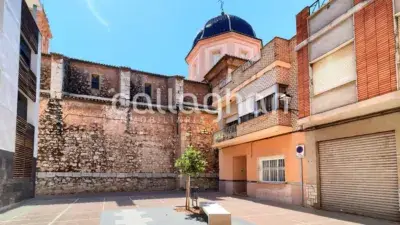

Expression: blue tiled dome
xmin=193 ymin=13 xmax=257 ymax=47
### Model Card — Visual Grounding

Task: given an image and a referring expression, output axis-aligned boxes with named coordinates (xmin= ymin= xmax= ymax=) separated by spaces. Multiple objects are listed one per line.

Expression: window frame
xmin=240 ymin=50 xmax=249 ymax=59
xmin=256 ymin=93 xmax=275 ymax=116
xmin=17 ymin=92 xmax=28 ymax=120
xmin=212 ymin=50 xmax=221 ymax=66
xmin=278 ymin=84 xmax=288 ymax=110
xmin=20 ymin=36 xmax=32 ymax=67
xmin=258 ymin=156 xmax=286 ymax=183
xmin=91 ymin=74 xmax=101 ymax=90
xmin=144 ymin=83 xmax=152 ymax=98
xmin=239 ymin=112 xmax=255 ymax=123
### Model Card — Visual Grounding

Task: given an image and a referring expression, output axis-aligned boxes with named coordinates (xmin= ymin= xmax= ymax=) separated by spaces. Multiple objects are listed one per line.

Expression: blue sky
xmin=42 ymin=0 xmax=309 ymax=77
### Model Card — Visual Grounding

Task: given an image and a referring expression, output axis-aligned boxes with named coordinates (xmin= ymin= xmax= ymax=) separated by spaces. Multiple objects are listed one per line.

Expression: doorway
xmin=232 ymin=156 xmax=247 ymax=196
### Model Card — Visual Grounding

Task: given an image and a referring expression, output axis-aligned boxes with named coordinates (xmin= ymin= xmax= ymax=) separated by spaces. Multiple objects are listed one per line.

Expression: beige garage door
xmin=319 ymin=131 xmax=400 ymax=221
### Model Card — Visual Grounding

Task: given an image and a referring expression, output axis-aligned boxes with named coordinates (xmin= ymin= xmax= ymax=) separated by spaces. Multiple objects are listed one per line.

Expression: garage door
xmin=319 ymin=131 xmax=400 ymax=221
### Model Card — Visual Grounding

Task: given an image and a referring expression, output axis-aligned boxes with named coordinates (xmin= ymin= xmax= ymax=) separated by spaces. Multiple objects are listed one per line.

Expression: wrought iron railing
xmin=310 ymin=0 xmax=328 ymax=15
xmin=213 ymin=124 xmax=237 ymax=144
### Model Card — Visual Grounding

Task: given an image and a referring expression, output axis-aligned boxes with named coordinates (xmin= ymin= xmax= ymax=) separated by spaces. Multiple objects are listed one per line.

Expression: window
xmin=20 ymin=36 xmax=31 ymax=67
xmin=212 ymin=51 xmax=221 ymax=66
xmin=91 ymin=74 xmax=100 ymax=90
xmin=240 ymin=50 xmax=248 ymax=59
xmin=239 ymin=113 xmax=255 ymax=123
xmin=17 ymin=92 xmax=28 ymax=120
xmin=312 ymin=43 xmax=356 ymax=95
xmin=259 ymin=157 xmax=285 ymax=182
xmin=226 ymin=120 xmax=238 ymax=127
xmin=145 ymin=83 xmax=152 ymax=98
xmin=278 ymin=85 xmax=288 ymax=110
xmin=257 ymin=93 xmax=275 ymax=116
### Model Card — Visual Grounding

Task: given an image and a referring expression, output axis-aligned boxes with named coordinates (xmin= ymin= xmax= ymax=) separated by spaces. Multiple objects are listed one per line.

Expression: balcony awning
xmin=238 ymin=96 xmax=255 ymax=116
xmin=226 ymin=114 xmax=238 ymax=124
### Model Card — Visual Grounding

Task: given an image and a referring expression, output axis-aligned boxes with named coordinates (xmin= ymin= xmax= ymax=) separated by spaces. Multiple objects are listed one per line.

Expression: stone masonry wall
xmin=37 ymin=97 xmax=218 ymax=195
xmin=178 ymin=110 xmax=219 ymax=190
xmin=40 ymin=54 xmax=51 ymax=90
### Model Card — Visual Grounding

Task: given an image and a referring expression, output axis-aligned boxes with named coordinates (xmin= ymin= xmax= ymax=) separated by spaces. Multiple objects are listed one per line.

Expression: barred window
xmin=259 ymin=157 xmax=285 ymax=182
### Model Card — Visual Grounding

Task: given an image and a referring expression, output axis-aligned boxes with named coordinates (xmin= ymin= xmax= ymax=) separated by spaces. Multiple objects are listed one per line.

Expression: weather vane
xmin=218 ymin=0 xmax=225 ymax=14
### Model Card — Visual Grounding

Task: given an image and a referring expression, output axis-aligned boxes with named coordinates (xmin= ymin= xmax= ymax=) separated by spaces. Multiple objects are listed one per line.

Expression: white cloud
xmin=85 ymin=0 xmax=110 ymax=31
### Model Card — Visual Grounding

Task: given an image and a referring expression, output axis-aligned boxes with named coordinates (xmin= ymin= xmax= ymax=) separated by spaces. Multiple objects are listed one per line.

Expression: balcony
xmin=213 ymin=125 xmax=237 ymax=144
xmin=213 ymin=110 xmax=293 ymax=148
xmin=237 ymin=110 xmax=291 ymax=136
xmin=19 ymin=59 xmax=37 ymax=102
xmin=21 ymin=0 xmax=39 ymax=54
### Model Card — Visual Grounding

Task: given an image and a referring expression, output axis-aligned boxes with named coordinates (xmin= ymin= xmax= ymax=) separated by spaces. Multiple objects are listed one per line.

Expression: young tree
xmin=175 ymin=146 xmax=207 ymax=210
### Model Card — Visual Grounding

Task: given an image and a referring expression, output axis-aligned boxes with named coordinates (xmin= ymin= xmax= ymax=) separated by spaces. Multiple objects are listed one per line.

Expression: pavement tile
xmin=52 ymin=218 xmax=100 ymax=225
xmin=1 ymin=192 xmax=400 ymax=225
xmin=56 ymin=211 xmax=101 ymax=221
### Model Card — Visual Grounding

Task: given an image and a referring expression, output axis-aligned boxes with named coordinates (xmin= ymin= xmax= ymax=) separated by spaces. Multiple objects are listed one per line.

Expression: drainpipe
xmin=395 ymin=16 xmax=399 ymax=90
xmin=394 ymin=0 xmax=399 ymax=90
xmin=300 ymin=158 xmax=304 ymax=206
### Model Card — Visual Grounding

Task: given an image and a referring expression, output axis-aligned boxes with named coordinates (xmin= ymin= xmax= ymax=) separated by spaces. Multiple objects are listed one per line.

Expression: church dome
xmin=193 ymin=13 xmax=257 ymax=47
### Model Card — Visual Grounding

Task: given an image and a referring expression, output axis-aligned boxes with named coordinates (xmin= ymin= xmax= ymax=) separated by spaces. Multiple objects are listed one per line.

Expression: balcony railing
xmin=237 ymin=110 xmax=291 ymax=137
xmin=310 ymin=0 xmax=328 ymax=15
xmin=21 ymin=0 xmax=39 ymax=53
xmin=213 ymin=125 xmax=237 ymax=144
xmin=19 ymin=59 xmax=37 ymax=102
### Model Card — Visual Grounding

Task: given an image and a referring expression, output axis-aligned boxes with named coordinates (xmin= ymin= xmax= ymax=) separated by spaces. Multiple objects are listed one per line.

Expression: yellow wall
xmin=219 ymin=132 xmax=306 ymax=183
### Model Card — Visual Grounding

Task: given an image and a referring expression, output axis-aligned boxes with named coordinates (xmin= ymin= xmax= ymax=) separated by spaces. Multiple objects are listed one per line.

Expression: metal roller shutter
xmin=318 ymin=131 xmax=400 ymax=221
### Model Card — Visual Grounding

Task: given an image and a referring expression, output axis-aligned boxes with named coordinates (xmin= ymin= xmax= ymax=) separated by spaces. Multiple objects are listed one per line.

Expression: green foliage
xmin=175 ymin=146 xmax=207 ymax=177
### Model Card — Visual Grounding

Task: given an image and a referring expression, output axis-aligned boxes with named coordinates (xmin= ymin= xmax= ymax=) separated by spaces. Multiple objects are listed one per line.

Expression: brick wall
xmin=36 ymin=10 xmax=52 ymax=54
xmin=44 ymin=54 xmax=209 ymax=106
xmin=183 ymin=81 xmax=210 ymax=105
xmin=226 ymin=38 xmax=291 ymax=92
xmin=63 ymin=60 xmax=120 ymax=98
xmin=237 ymin=111 xmax=291 ymax=136
xmin=354 ymin=0 xmax=397 ymax=100
xmin=130 ymin=72 xmax=170 ymax=105
xmin=296 ymin=7 xmax=311 ymax=118
xmin=288 ymin=37 xmax=300 ymax=130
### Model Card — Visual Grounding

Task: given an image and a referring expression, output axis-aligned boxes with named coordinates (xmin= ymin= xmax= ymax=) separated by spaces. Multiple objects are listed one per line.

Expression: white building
xmin=0 ymin=0 xmax=42 ymax=209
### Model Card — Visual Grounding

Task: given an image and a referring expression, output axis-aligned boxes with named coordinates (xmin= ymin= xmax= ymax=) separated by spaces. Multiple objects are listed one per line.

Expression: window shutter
xmin=226 ymin=114 xmax=238 ymax=124
xmin=312 ymin=43 xmax=356 ymax=95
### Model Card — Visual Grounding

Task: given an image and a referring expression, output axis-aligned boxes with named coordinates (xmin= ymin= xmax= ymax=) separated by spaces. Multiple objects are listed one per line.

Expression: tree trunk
xmin=185 ymin=175 xmax=191 ymax=210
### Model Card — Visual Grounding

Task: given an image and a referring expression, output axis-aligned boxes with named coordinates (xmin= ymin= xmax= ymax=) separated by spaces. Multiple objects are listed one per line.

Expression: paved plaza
xmin=0 ymin=192 xmax=399 ymax=225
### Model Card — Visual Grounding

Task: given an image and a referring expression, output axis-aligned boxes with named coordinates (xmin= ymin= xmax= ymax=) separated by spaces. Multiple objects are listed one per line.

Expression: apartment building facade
xmin=207 ymin=36 xmax=307 ymax=205
xmin=296 ymin=0 xmax=400 ymax=221
xmin=0 ymin=0 xmax=42 ymax=209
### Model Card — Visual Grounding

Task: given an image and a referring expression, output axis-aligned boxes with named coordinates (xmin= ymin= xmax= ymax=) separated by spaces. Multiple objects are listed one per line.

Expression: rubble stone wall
xmin=37 ymin=97 xmax=218 ymax=195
